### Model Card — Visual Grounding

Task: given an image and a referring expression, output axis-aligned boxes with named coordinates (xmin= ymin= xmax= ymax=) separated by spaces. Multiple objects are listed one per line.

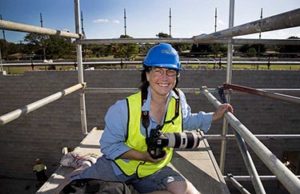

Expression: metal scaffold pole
xmin=74 ymin=0 xmax=88 ymax=134
xmin=219 ymin=0 xmax=234 ymax=173
xmin=0 ymin=47 xmax=3 ymax=72
xmin=202 ymin=87 xmax=300 ymax=194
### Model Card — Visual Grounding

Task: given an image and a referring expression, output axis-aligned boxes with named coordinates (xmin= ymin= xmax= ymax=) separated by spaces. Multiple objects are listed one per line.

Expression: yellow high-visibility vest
xmin=115 ymin=90 xmax=182 ymax=178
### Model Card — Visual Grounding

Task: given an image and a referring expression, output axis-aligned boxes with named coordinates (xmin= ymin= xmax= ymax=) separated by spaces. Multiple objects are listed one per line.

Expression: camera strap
xmin=141 ymin=88 xmax=180 ymax=137
xmin=164 ymin=89 xmax=180 ymax=125
xmin=141 ymin=87 xmax=150 ymax=131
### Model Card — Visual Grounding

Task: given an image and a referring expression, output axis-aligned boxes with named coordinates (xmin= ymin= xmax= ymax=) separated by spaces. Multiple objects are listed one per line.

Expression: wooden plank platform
xmin=37 ymin=127 xmax=230 ymax=194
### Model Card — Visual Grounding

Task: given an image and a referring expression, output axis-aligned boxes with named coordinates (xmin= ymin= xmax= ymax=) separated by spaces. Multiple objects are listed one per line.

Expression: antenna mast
xmin=214 ymin=8 xmax=218 ymax=32
xmin=124 ymin=9 xmax=127 ymax=36
xmin=169 ymin=8 xmax=172 ymax=37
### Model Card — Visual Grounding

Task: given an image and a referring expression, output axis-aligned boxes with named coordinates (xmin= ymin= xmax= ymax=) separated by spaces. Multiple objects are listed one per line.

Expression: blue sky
xmin=0 ymin=0 xmax=300 ymax=43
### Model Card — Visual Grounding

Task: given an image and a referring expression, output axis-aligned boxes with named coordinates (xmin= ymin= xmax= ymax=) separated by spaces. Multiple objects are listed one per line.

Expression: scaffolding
xmin=0 ymin=0 xmax=300 ymax=193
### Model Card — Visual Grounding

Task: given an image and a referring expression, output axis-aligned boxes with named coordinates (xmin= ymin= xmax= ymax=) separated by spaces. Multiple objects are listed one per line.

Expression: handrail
xmin=193 ymin=8 xmax=300 ymax=41
xmin=84 ymin=87 xmax=217 ymax=94
xmin=84 ymin=87 xmax=300 ymax=94
xmin=201 ymin=86 xmax=300 ymax=194
xmin=0 ymin=83 xmax=85 ymax=125
xmin=224 ymin=175 xmax=300 ymax=181
xmin=0 ymin=19 xmax=80 ymax=39
xmin=223 ymin=83 xmax=300 ymax=104
xmin=78 ymin=37 xmax=300 ymax=45
xmin=205 ymin=134 xmax=300 ymax=140
xmin=2 ymin=60 xmax=300 ymax=67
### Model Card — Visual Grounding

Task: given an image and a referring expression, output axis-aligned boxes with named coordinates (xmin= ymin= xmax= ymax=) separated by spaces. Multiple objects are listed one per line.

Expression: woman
xmin=60 ymin=43 xmax=233 ymax=194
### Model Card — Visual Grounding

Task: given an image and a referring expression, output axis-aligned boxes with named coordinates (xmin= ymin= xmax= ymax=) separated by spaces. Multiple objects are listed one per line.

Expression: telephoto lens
xmin=164 ymin=131 xmax=202 ymax=149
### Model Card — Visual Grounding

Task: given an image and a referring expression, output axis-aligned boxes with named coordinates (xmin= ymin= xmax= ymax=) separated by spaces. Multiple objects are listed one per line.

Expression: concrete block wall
xmin=0 ymin=72 xmax=83 ymax=180
xmin=0 ymin=70 xmax=299 ymax=193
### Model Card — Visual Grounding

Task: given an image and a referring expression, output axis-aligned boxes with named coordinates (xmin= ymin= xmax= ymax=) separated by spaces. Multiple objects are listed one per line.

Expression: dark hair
xmin=139 ymin=66 xmax=179 ymax=92
xmin=139 ymin=66 xmax=151 ymax=92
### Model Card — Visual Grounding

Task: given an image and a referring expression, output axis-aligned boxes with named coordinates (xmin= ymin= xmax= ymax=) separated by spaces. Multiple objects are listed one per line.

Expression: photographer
xmin=61 ymin=43 xmax=232 ymax=194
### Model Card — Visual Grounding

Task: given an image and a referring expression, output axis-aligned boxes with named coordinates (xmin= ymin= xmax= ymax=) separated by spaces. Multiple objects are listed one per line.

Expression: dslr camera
xmin=146 ymin=126 xmax=203 ymax=159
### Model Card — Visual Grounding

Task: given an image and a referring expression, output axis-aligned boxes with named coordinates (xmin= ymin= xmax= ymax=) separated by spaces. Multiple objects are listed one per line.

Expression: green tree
xmin=0 ymin=39 xmax=9 ymax=59
xmin=278 ymin=36 xmax=300 ymax=57
xmin=247 ymin=47 xmax=257 ymax=57
xmin=45 ymin=35 xmax=75 ymax=59
xmin=237 ymin=44 xmax=265 ymax=57
xmin=156 ymin=32 xmax=171 ymax=38
xmin=0 ymin=39 xmax=28 ymax=60
xmin=24 ymin=33 xmax=48 ymax=59
xmin=112 ymin=35 xmax=139 ymax=60
xmin=238 ymin=44 xmax=250 ymax=53
xmin=23 ymin=33 xmax=75 ymax=59
xmin=190 ymin=44 xmax=213 ymax=57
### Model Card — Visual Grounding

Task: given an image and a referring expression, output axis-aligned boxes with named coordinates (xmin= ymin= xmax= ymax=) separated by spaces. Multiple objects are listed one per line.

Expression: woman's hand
xmin=120 ymin=149 xmax=165 ymax=163
xmin=212 ymin=103 xmax=233 ymax=122
xmin=143 ymin=151 xmax=166 ymax=163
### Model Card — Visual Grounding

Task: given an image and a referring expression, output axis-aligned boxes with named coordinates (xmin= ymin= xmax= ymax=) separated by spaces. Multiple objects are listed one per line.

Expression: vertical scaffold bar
xmin=201 ymin=87 xmax=300 ymax=194
xmin=220 ymin=0 xmax=234 ymax=173
xmin=234 ymin=130 xmax=266 ymax=194
xmin=74 ymin=0 xmax=88 ymax=134
xmin=0 ymin=47 xmax=3 ymax=72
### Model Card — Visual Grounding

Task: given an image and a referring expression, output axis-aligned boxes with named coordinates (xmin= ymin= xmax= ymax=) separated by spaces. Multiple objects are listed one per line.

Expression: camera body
xmin=146 ymin=126 xmax=169 ymax=159
xmin=146 ymin=126 xmax=202 ymax=159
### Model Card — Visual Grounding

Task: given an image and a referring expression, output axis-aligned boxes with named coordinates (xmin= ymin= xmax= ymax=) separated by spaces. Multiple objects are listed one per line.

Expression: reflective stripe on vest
xmin=115 ymin=91 xmax=182 ymax=178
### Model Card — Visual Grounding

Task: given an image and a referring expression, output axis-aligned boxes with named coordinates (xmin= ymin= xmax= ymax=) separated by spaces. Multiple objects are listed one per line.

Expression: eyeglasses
xmin=151 ymin=67 xmax=178 ymax=77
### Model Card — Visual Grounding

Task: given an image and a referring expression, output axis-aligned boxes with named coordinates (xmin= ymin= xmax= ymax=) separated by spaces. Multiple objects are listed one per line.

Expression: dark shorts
xmin=71 ymin=157 xmax=185 ymax=193
xmin=131 ymin=166 xmax=185 ymax=193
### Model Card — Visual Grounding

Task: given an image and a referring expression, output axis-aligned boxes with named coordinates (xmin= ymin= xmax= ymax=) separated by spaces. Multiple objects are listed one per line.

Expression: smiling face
xmin=146 ymin=67 xmax=178 ymax=97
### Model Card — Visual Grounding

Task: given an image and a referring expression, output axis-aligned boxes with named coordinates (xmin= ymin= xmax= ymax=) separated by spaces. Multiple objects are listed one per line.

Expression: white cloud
xmin=112 ymin=20 xmax=120 ymax=24
xmin=62 ymin=28 xmax=70 ymax=32
xmin=93 ymin=19 xmax=109 ymax=23
xmin=217 ymin=19 xmax=226 ymax=27
xmin=93 ymin=18 xmax=120 ymax=24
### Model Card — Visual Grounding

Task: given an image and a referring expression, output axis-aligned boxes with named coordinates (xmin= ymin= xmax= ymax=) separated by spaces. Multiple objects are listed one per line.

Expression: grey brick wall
xmin=0 ymin=70 xmax=299 ymax=193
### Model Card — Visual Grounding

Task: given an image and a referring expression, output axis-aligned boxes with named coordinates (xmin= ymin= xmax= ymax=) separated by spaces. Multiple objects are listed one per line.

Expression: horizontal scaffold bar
xmin=0 ymin=20 xmax=80 ymax=39
xmin=205 ymin=134 xmax=300 ymax=140
xmin=193 ymin=8 xmax=300 ymax=41
xmin=2 ymin=60 xmax=300 ymax=67
xmin=224 ymin=175 xmax=300 ymax=181
xmin=78 ymin=38 xmax=300 ymax=45
xmin=85 ymin=87 xmax=216 ymax=94
xmin=0 ymin=83 xmax=84 ymax=125
xmin=223 ymin=83 xmax=300 ymax=104
xmin=84 ymin=87 xmax=300 ymax=94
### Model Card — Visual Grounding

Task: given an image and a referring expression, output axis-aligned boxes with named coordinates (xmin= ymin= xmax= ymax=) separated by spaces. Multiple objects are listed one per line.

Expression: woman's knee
xmin=167 ymin=180 xmax=198 ymax=194
xmin=166 ymin=180 xmax=187 ymax=194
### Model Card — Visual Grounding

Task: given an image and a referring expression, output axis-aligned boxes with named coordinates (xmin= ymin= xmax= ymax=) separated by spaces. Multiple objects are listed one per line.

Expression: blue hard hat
xmin=143 ymin=43 xmax=181 ymax=70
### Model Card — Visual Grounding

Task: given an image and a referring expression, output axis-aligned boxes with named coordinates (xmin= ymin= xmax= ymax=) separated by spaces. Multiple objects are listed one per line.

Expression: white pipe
xmin=220 ymin=0 xmax=235 ymax=173
xmin=193 ymin=8 xmax=300 ymax=41
xmin=0 ymin=84 xmax=84 ymax=125
xmin=74 ymin=0 xmax=87 ymax=134
xmin=0 ymin=20 xmax=79 ymax=39
xmin=202 ymin=86 xmax=300 ymax=194
xmin=205 ymin=134 xmax=300 ymax=140
xmin=225 ymin=175 xmax=300 ymax=181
